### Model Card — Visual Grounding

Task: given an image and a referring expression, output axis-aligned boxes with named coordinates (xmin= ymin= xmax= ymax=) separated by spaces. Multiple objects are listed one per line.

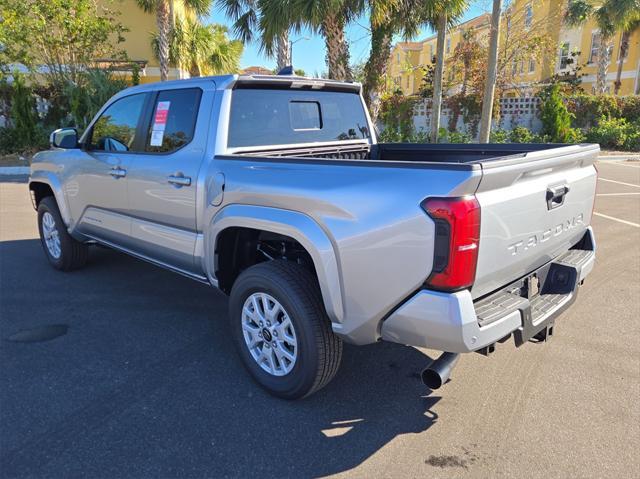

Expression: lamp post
xmin=289 ymin=37 xmax=310 ymax=68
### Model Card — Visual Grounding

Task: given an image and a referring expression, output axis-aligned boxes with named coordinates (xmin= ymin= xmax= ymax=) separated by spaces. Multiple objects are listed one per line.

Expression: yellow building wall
xmin=576 ymin=17 xmax=640 ymax=95
xmin=389 ymin=0 xmax=639 ymax=97
xmin=99 ymin=0 xmax=191 ymax=84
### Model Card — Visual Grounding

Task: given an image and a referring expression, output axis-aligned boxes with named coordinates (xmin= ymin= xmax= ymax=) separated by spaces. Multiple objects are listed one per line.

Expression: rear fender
xmin=206 ymin=204 xmax=344 ymax=323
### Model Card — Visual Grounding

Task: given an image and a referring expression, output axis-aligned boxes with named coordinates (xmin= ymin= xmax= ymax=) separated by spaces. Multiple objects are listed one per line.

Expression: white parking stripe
xmin=593 ymin=212 xmax=640 ymax=228
xmin=601 ymin=161 xmax=640 ymax=169
xmin=598 ymin=178 xmax=640 ymax=188
xmin=596 ymin=193 xmax=640 ymax=196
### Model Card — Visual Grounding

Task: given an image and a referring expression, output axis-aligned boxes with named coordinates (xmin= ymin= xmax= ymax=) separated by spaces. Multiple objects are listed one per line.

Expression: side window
xmin=90 ymin=94 xmax=146 ymax=152
xmin=145 ymin=88 xmax=201 ymax=153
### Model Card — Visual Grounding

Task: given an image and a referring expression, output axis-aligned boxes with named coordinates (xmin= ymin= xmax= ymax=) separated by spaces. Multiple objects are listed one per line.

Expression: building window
xmin=589 ymin=32 xmax=600 ymax=64
xmin=396 ymin=53 xmax=400 ymax=65
xmin=406 ymin=76 xmax=410 ymax=89
xmin=559 ymin=42 xmax=570 ymax=69
xmin=430 ymin=44 xmax=434 ymax=61
xmin=529 ymin=58 xmax=536 ymax=72
xmin=525 ymin=3 xmax=533 ymax=28
xmin=446 ymin=38 xmax=451 ymax=54
xmin=395 ymin=76 xmax=400 ymax=86
xmin=519 ymin=60 xmax=524 ymax=74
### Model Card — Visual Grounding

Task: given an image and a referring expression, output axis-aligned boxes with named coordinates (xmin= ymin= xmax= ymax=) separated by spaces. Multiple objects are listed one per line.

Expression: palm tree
xmin=424 ymin=0 xmax=468 ymax=143
xmin=283 ymin=0 xmax=360 ymax=81
xmin=359 ymin=0 xmax=467 ymax=125
xmin=610 ymin=1 xmax=640 ymax=95
xmin=136 ymin=0 xmax=212 ymax=81
xmin=153 ymin=18 xmax=243 ymax=76
xmin=362 ymin=0 xmax=422 ymax=123
xmin=565 ymin=0 xmax=639 ymax=94
xmin=478 ymin=0 xmax=502 ymax=143
xmin=614 ymin=20 xmax=639 ymax=95
xmin=218 ymin=0 xmax=292 ymax=71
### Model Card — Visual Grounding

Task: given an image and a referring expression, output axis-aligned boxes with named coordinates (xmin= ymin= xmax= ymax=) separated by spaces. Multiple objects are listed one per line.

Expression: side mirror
xmin=50 ymin=128 xmax=78 ymax=149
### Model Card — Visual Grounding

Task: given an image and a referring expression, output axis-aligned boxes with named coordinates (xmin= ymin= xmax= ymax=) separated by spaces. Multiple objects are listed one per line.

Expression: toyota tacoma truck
xmin=29 ymin=74 xmax=597 ymax=399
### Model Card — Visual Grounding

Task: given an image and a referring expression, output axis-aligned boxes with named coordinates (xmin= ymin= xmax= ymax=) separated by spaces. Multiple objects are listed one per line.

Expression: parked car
xmin=29 ymin=74 xmax=597 ymax=399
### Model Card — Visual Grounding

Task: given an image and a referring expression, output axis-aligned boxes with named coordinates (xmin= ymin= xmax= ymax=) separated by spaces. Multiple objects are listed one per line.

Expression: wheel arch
xmin=206 ymin=205 xmax=344 ymax=323
xmin=28 ymin=173 xmax=72 ymax=227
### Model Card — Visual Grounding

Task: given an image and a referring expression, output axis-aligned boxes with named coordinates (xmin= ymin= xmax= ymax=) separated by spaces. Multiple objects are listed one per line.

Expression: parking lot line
xmin=603 ymin=161 xmax=640 ymax=169
xmin=593 ymin=212 xmax=640 ymax=228
xmin=596 ymin=192 xmax=640 ymax=196
xmin=597 ymin=178 xmax=640 ymax=188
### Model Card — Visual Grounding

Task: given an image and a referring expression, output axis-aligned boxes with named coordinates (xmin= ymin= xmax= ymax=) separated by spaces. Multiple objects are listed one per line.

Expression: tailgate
xmin=472 ymin=144 xmax=598 ymax=299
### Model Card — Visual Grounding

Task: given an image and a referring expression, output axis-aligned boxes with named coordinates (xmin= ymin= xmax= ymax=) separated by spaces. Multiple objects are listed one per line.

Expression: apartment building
xmin=388 ymin=14 xmax=491 ymax=96
xmin=98 ymin=0 xmax=193 ymax=83
xmin=387 ymin=0 xmax=639 ymax=97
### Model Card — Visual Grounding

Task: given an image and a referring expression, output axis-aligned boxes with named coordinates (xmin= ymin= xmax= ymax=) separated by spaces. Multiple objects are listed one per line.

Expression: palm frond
xmin=564 ymin=0 xmax=594 ymax=27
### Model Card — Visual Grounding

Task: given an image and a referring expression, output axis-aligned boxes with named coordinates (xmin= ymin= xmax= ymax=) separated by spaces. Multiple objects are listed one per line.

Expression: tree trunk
xmin=189 ymin=61 xmax=201 ymax=78
xmin=596 ymin=35 xmax=612 ymax=94
xmin=479 ymin=0 xmax=502 ymax=143
xmin=276 ymin=31 xmax=290 ymax=72
xmin=156 ymin=0 xmax=171 ymax=81
xmin=322 ymin=12 xmax=352 ymax=81
xmin=430 ymin=14 xmax=447 ymax=143
xmin=614 ymin=30 xmax=630 ymax=95
xmin=363 ymin=25 xmax=393 ymax=124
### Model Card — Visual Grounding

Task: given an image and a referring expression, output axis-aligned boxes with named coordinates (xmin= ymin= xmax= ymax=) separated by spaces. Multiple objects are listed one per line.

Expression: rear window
xmin=228 ymin=89 xmax=370 ymax=148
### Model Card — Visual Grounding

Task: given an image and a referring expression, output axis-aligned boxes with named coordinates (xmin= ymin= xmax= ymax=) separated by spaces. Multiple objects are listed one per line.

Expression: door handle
xmin=167 ymin=175 xmax=191 ymax=187
xmin=110 ymin=167 xmax=126 ymax=178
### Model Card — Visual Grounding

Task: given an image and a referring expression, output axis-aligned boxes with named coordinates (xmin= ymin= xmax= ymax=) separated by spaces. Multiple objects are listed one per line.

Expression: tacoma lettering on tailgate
xmin=507 ymin=214 xmax=584 ymax=256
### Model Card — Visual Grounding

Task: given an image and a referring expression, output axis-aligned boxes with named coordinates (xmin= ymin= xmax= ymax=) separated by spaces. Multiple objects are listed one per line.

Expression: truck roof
xmin=120 ymin=74 xmax=362 ymax=96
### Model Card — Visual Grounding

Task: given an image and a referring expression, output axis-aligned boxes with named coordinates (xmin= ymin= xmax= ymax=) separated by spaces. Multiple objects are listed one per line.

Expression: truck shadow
xmin=1 ymin=239 xmax=442 ymax=478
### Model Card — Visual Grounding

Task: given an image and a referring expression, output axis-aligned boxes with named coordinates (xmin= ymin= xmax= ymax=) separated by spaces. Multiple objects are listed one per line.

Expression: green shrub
xmin=620 ymin=96 xmax=640 ymax=124
xmin=540 ymin=84 xmax=574 ymax=143
xmin=446 ymin=131 xmax=473 ymax=143
xmin=379 ymin=92 xmax=418 ymax=142
xmin=509 ymin=126 xmax=536 ymax=143
xmin=490 ymin=129 xmax=509 ymax=143
xmin=584 ymin=117 xmax=640 ymax=151
xmin=566 ymin=94 xmax=640 ymax=129
xmin=9 ymin=74 xmax=40 ymax=150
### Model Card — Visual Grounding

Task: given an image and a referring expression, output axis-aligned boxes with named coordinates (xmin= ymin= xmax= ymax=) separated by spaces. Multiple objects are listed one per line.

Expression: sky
xmin=206 ymin=1 xmax=494 ymax=76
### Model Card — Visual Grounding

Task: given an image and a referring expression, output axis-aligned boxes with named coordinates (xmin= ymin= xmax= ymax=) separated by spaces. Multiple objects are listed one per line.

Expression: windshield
xmin=228 ymin=88 xmax=370 ymax=148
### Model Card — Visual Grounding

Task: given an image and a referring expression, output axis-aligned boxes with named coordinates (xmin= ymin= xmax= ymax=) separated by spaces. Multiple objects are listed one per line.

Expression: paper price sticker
xmin=150 ymin=101 xmax=171 ymax=146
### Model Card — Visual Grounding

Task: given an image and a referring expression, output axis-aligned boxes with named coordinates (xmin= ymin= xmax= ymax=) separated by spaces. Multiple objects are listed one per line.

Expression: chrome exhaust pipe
xmin=421 ymin=352 xmax=460 ymax=389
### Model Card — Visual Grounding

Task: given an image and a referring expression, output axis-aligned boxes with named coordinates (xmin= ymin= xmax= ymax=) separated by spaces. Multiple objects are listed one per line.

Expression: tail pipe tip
xmin=421 ymin=352 xmax=460 ymax=390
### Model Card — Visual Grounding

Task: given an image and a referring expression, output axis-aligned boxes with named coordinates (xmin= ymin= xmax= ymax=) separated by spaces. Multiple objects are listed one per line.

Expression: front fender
xmin=28 ymin=171 xmax=72 ymax=229
xmin=205 ymin=204 xmax=344 ymax=323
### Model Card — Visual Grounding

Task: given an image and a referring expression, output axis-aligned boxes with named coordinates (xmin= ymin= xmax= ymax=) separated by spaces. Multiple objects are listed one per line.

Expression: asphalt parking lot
xmin=1 ymin=159 xmax=638 ymax=478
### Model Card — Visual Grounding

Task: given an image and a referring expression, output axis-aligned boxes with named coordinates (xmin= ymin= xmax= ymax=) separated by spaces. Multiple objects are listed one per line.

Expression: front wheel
xmin=37 ymin=196 xmax=88 ymax=271
xmin=229 ymin=260 xmax=342 ymax=399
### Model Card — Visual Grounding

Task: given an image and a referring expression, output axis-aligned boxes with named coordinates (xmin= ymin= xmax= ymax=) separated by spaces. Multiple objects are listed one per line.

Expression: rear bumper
xmin=381 ymin=227 xmax=596 ymax=353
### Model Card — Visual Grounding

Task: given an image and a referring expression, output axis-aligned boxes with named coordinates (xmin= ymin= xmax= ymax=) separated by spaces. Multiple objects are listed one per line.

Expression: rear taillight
xmin=421 ymin=196 xmax=481 ymax=292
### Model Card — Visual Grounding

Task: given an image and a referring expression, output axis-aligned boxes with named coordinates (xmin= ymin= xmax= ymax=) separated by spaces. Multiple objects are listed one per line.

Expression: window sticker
xmin=150 ymin=101 xmax=171 ymax=146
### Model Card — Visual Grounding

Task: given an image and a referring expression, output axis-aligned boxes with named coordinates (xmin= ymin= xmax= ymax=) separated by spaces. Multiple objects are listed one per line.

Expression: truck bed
xmin=230 ymin=142 xmax=589 ymax=166
xmin=223 ymin=142 xmax=599 ymax=301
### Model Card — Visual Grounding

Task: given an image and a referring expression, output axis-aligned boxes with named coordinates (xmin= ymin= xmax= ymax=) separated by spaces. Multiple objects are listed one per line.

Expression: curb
xmin=598 ymin=155 xmax=640 ymax=161
xmin=0 ymin=167 xmax=30 ymax=176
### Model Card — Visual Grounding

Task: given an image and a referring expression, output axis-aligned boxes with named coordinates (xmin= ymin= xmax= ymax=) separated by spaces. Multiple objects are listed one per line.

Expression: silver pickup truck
xmin=29 ymin=74 xmax=597 ymax=399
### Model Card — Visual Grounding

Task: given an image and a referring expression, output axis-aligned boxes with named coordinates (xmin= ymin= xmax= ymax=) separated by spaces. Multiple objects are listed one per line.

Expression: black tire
xmin=229 ymin=260 xmax=342 ymax=399
xmin=37 ymin=196 xmax=88 ymax=271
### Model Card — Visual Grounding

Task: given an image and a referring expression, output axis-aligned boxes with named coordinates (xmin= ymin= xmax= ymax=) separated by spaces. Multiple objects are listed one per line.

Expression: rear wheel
xmin=229 ymin=260 xmax=342 ymax=399
xmin=37 ymin=196 xmax=88 ymax=271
